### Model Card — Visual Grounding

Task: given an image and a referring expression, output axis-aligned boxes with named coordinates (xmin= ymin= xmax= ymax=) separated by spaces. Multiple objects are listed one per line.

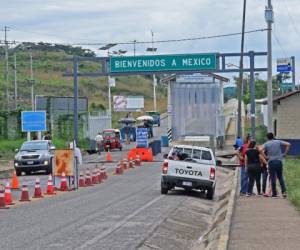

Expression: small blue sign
xmin=136 ymin=127 xmax=148 ymax=148
xmin=277 ymin=65 xmax=292 ymax=73
xmin=21 ymin=111 xmax=47 ymax=132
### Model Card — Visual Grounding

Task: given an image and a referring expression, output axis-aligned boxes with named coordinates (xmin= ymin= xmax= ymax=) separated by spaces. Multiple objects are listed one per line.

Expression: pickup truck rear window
xmin=169 ymin=147 xmax=212 ymax=161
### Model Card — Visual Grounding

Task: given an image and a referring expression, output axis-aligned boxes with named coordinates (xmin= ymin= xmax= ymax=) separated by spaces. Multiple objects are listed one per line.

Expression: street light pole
xmin=266 ymin=0 xmax=274 ymax=132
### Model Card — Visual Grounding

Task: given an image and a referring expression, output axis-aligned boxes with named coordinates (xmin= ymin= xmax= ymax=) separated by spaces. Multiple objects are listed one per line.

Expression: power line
xmin=70 ymin=28 xmax=268 ymax=46
xmin=273 ymin=31 xmax=287 ymax=57
xmin=282 ymin=0 xmax=300 ymax=41
xmin=2 ymin=28 xmax=267 ymax=48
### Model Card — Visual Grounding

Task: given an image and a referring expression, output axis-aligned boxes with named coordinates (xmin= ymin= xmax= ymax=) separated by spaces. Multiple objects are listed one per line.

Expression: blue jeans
xmin=240 ymin=165 xmax=248 ymax=194
xmin=269 ymin=160 xmax=286 ymax=196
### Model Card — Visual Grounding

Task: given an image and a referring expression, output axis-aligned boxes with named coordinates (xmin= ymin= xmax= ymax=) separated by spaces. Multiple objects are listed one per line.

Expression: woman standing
xmin=245 ymin=141 xmax=267 ymax=196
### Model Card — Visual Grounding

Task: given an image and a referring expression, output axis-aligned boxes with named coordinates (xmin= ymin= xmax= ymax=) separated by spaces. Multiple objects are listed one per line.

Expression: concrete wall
xmin=277 ymin=92 xmax=300 ymax=139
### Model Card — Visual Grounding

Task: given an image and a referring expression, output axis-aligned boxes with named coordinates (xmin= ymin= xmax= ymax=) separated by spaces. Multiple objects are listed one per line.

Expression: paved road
xmin=0 ymin=117 xmax=236 ymax=250
xmin=0 ymin=161 xmax=231 ymax=250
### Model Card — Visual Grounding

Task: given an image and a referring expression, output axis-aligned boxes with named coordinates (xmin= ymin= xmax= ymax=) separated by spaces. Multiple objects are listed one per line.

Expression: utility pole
xmin=151 ymin=30 xmax=157 ymax=112
xmin=291 ymin=56 xmax=296 ymax=90
xmin=14 ymin=53 xmax=17 ymax=109
xmin=237 ymin=0 xmax=247 ymax=138
xmin=4 ymin=26 xmax=10 ymax=110
xmin=29 ymin=48 xmax=34 ymax=111
xmin=265 ymin=0 xmax=274 ymax=132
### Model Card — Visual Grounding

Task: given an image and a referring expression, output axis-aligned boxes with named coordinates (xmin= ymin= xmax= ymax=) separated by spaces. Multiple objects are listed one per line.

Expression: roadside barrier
xmin=60 ymin=172 xmax=68 ymax=192
xmin=127 ymin=148 xmax=153 ymax=162
xmin=79 ymin=171 xmax=86 ymax=187
xmin=11 ymin=170 xmax=20 ymax=190
xmin=45 ymin=174 xmax=56 ymax=195
xmin=33 ymin=178 xmax=44 ymax=198
xmin=0 ymin=185 xmax=9 ymax=209
xmin=4 ymin=181 xmax=14 ymax=205
xmin=85 ymin=169 xmax=93 ymax=186
xmin=19 ymin=182 xmax=31 ymax=202
xmin=92 ymin=168 xmax=99 ymax=184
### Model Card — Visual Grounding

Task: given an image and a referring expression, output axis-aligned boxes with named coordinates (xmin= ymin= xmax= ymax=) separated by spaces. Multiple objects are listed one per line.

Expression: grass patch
xmin=285 ymin=158 xmax=300 ymax=212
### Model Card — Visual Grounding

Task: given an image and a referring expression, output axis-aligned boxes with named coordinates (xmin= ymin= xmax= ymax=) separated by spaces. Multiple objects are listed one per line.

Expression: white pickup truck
xmin=161 ymin=145 xmax=219 ymax=200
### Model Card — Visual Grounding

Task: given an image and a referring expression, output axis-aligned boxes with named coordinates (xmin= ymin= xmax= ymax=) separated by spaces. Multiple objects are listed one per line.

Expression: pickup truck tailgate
xmin=167 ymin=160 xmax=212 ymax=180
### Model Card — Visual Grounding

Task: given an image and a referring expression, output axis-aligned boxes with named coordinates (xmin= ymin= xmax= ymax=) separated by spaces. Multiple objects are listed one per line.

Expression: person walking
xmin=237 ymin=135 xmax=251 ymax=195
xmin=262 ymin=132 xmax=291 ymax=198
xmin=95 ymin=132 xmax=103 ymax=155
xmin=245 ymin=141 xmax=267 ymax=196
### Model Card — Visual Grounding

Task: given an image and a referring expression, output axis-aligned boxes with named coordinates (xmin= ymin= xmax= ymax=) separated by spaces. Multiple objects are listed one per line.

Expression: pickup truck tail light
xmin=162 ymin=160 xmax=168 ymax=174
xmin=209 ymin=167 xmax=216 ymax=180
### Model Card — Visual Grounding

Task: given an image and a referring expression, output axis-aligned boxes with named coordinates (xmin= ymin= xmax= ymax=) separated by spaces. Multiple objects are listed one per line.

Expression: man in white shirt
xmin=95 ymin=132 xmax=103 ymax=155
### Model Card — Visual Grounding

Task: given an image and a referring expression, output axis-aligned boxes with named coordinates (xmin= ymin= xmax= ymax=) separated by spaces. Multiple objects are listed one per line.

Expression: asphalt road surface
xmin=0 ymin=118 xmax=234 ymax=250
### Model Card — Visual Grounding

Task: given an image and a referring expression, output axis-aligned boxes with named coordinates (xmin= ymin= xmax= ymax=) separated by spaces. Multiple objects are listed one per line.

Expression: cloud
xmin=1 ymin=0 xmax=300 ymax=83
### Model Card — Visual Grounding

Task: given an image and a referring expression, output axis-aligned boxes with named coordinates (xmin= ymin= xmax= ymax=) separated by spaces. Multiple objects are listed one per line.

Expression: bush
xmin=285 ymin=158 xmax=300 ymax=212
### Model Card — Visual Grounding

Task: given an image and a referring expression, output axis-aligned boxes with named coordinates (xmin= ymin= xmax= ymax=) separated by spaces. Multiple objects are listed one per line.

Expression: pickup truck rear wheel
xmin=206 ymin=186 xmax=215 ymax=200
xmin=161 ymin=186 xmax=168 ymax=195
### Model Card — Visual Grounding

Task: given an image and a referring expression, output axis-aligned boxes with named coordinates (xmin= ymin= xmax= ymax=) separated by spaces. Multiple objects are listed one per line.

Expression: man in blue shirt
xmin=262 ymin=132 xmax=291 ymax=198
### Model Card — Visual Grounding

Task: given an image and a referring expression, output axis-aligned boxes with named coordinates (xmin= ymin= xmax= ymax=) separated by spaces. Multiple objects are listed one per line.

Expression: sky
xmin=1 ymin=0 xmax=300 ymax=84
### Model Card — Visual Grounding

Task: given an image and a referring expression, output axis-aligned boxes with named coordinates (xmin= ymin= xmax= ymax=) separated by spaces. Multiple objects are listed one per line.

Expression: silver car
xmin=14 ymin=140 xmax=55 ymax=176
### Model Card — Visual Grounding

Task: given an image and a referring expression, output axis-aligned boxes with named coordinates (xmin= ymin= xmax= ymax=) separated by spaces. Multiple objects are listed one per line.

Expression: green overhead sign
xmin=109 ymin=53 xmax=217 ymax=73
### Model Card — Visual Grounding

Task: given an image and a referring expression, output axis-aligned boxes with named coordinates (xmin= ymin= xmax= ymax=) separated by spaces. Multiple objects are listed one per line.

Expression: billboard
xmin=113 ymin=96 xmax=144 ymax=111
xmin=277 ymin=58 xmax=292 ymax=73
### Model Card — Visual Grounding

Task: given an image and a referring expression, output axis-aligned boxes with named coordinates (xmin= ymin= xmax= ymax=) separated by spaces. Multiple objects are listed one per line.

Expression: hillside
xmin=0 ymin=43 xmax=167 ymax=123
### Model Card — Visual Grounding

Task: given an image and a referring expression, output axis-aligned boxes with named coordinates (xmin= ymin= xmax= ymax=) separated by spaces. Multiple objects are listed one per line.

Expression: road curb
xmin=217 ymin=167 xmax=239 ymax=250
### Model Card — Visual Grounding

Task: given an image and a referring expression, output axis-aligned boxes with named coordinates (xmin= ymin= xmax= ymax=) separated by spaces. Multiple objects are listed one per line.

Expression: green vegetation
xmin=285 ymin=158 xmax=300 ymax=212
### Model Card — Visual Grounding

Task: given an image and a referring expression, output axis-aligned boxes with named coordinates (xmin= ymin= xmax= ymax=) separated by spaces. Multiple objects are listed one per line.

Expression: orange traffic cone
xmin=79 ymin=171 xmax=86 ymax=187
xmin=106 ymin=151 xmax=112 ymax=162
xmin=33 ymin=177 xmax=44 ymax=198
xmin=100 ymin=166 xmax=108 ymax=180
xmin=135 ymin=154 xmax=142 ymax=166
xmin=45 ymin=174 xmax=56 ymax=195
xmin=4 ymin=181 xmax=14 ymax=205
xmin=92 ymin=168 xmax=99 ymax=184
xmin=115 ymin=161 xmax=123 ymax=175
xmin=85 ymin=169 xmax=93 ymax=186
xmin=60 ymin=172 xmax=68 ymax=192
xmin=11 ymin=170 xmax=20 ymax=190
xmin=96 ymin=166 xmax=102 ymax=183
xmin=19 ymin=182 xmax=31 ymax=202
xmin=0 ymin=185 xmax=9 ymax=209
xmin=129 ymin=157 xmax=134 ymax=169
xmin=123 ymin=158 xmax=128 ymax=170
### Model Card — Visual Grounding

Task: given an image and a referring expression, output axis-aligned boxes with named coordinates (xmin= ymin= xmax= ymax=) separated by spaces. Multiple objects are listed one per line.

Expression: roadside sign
xmin=110 ymin=53 xmax=217 ymax=73
xmin=21 ymin=111 xmax=46 ymax=132
xmin=280 ymin=82 xmax=294 ymax=91
xmin=277 ymin=57 xmax=292 ymax=73
xmin=136 ymin=128 xmax=148 ymax=148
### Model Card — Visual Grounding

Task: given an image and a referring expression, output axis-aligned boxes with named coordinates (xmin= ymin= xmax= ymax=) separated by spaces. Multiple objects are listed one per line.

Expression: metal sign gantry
xmin=64 ymin=51 xmax=267 ymax=143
